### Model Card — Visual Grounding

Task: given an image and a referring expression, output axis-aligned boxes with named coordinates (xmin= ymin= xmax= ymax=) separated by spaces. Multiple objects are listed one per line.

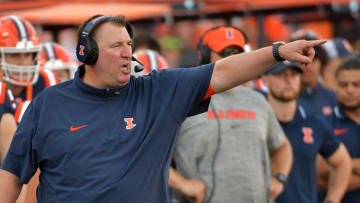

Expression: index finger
xmin=306 ymin=39 xmax=327 ymax=48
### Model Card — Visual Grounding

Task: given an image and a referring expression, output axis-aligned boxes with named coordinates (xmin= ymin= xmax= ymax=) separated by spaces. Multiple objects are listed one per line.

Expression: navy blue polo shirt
xmin=298 ymin=84 xmax=337 ymax=117
xmin=318 ymin=105 xmax=360 ymax=203
xmin=276 ymin=105 xmax=340 ymax=203
xmin=1 ymin=64 xmax=213 ymax=203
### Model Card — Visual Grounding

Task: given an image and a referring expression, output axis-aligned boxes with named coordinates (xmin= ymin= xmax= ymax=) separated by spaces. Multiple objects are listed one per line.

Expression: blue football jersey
xmin=0 ymin=70 xmax=58 ymax=117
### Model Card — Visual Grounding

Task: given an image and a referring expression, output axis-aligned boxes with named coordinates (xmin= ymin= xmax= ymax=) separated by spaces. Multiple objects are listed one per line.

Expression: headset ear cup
xmin=197 ymin=36 xmax=211 ymax=65
xmin=76 ymin=38 xmax=89 ymax=63
xmin=84 ymin=37 xmax=99 ymax=65
xmin=199 ymin=45 xmax=211 ymax=65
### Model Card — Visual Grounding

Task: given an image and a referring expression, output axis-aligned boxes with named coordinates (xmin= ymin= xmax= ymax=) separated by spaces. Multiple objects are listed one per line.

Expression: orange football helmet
xmin=133 ymin=49 xmax=169 ymax=75
xmin=40 ymin=42 xmax=77 ymax=80
xmin=0 ymin=15 xmax=41 ymax=86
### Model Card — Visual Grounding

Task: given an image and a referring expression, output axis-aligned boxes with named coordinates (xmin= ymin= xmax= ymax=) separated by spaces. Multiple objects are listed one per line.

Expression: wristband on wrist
xmin=273 ymin=173 xmax=287 ymax=186
xmin=272 ymin=41 xmax=286 ymax=62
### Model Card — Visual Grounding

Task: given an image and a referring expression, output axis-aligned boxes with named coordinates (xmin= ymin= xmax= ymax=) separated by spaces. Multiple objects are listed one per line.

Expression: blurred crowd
xmin=0 ymin=12 xmax=359 ymax=203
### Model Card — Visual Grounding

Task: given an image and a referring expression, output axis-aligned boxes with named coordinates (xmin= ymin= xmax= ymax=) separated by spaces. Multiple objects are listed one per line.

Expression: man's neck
xmin=268 ymin=95 xmax=297 ymax=123
xmin=301 ymin=81 xmax=318 ymax=89
xmin=82 ymin=66 xmax=110 ymax=89
xmin=5 ymin=82 xmax=25 ymax=97
xmin=344 ymin=107 xmax=360 ymax=124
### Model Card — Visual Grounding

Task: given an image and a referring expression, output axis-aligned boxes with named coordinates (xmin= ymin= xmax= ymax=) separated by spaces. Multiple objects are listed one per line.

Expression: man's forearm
xmin=168 ymin=167 xmax=185 ymax=191
xmin=326 ymin=165 xmax=350 ymax=203
xmin=324 ymin=144 xmax=351 ymax=203
xmin=0 ymin=169 xmax=22 ymax=203
xmin=347 ymin=173 xmax=360 ymax=191
xmin=351 ymin=159 xmax=360 ymax=175
xmin=212 ymin=46 xmax=277 ymax=93
xmin=210 ymin=40 xmax=326 ymax=93
xmin=270 ymin=138 xmax=293 ymax=177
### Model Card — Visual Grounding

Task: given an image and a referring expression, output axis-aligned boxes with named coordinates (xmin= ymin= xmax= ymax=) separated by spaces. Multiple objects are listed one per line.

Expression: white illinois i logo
xmin=124 ymin=118 xmax=136 ymax=130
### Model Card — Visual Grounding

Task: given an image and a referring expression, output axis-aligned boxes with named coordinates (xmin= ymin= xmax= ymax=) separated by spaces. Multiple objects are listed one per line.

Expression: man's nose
xmin=121 ymin=46 xmax=132 ymax=59
xmin=345 ymin=84 xmax=355 ymax=94
xmin=18 ymin=53 xmax=33 ymax=65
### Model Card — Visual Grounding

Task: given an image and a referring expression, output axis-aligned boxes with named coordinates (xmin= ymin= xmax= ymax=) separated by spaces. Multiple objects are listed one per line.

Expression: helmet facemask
xmin=0 ymin=42 xmax=41 ymax=86
xmin=41 ymin=42 xmax=78 ymax=81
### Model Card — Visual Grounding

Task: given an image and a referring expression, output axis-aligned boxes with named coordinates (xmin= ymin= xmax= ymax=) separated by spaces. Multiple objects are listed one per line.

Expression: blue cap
xmin=264 ymin=60 xmax=303 ymax=75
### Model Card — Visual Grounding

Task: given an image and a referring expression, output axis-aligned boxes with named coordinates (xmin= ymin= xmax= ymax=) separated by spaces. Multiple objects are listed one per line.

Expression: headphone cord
xmin=205 ymin=102 xmax=222 ymax=203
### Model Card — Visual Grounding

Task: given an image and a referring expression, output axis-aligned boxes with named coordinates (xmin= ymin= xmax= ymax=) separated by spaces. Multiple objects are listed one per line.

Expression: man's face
xmin=299 ymin=58 xmax=321 ymax=87
xmin=93 ymin=22 xmax=132 ymax=88
xmin=4 ymin=52 xmax=34 ymax=66
xmin=1 ymin=52 xmax=36 ymax=83
xmin=335 ymin=69 xmax=360 ymax=110
xmin=264 ymin=68 xmax=301 ymax=102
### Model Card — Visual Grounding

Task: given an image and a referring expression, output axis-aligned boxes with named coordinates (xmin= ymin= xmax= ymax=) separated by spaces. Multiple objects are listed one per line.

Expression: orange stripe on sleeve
xmin=39 ymin=70 xmax=50 ymax=87
xmin=0 ymin=83 xmax=6 ymax=104
xmin=14 ymin=101 xmax=25 ymax=122
xmin=26 ymin=84 xmax=33 ymax=100
xmin=55 ymin=74 xmax=60 ymax=84
xmin=202 ymin=85 xmax=214 ymax=101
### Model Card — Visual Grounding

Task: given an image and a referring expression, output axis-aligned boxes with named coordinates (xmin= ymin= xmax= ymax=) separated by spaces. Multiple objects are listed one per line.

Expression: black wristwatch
xmin=272 ymin=41 xmax=286 ymax=62
xmin=323 ymin=200 xmax=335 ymax=203
xmin=273 ymin=173 xmax=287 ymax=186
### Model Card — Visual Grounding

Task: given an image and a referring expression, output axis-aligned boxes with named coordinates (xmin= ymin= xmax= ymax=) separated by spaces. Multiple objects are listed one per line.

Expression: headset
xmin=197 ymin=25 xmax=250 ymax=65
xmin=76 ymin=15 xmax=134 ymax=65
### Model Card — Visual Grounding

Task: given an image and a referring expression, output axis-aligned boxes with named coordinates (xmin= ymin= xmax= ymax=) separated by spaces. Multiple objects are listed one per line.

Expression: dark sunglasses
xmin=218 ymin=48 xmax=244 ymax=57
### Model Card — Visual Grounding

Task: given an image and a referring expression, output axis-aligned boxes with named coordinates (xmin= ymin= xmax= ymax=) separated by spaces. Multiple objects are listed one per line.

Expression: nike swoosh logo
xmin=70 ymin=125 xmax=88 ymax=132
xmin=334 ymin=128 xmax=348 ymax=136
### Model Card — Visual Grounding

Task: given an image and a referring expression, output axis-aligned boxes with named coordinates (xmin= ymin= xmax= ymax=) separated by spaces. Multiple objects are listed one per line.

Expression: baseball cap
xmin=322 ymin=38 xmax=353 ymax=58
xmin=202 ymin=26 xmax=246 ymax=53
xmin=264 ymin=60 xmax=303 ymax=75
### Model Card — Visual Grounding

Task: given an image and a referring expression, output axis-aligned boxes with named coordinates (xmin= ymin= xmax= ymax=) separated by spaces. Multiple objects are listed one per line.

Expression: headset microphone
xmin=131 ymin=56 xmax=144 ymax=73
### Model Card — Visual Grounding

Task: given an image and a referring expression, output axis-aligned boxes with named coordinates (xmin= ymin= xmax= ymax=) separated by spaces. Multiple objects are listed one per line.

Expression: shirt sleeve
xmin=152 ymin=63 xmax=214 ymax=123
xmin=318 ymin=117 xmax=340 ymax=159
xmin=1 ymin=101 xmax=38 ymax=184
xmin=266 ymin=101 xmax=285 ymax=150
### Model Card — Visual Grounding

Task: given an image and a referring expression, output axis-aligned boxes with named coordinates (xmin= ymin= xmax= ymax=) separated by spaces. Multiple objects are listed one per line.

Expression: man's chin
xmin=117 ymin=76 xmax=130 ymax=86
xmin=340 ymin=103 xmax=360 ymax=111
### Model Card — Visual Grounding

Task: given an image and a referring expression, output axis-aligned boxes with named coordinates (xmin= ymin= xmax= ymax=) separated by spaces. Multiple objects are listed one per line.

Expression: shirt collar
xmin=74 ymin=64 xmax=130 ymax=98
xmin=334 ymin=105 xmax=349 ymax=120
xmin=292 ymin=104 xmax=307 ymax=122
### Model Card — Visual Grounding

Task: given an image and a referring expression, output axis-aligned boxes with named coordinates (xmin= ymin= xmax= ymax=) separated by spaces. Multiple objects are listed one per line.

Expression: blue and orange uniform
xmin=0 ymin=69 xmax=58 ymax=120
xmin=276 ymin=105 xmax=340 ymax=203
xmin=2 ymin=63 xmax=213 ymax=202
xmin=0 ymin=82 xmax=15 ymax=118
xmin=318 ymin=105 xmax=360 ymax=203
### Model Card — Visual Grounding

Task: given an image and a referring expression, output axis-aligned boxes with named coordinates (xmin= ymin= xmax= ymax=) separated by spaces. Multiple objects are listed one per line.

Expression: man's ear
xmin=210 ymin=51 xmax=222 ymax=63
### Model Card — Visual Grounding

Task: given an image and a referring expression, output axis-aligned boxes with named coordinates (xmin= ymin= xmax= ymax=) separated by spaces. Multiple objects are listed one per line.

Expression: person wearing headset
xmin=169 ymin=26 xmax=293 ymax=203
xmin=0 ymin=14 xmax=324 ymax=202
